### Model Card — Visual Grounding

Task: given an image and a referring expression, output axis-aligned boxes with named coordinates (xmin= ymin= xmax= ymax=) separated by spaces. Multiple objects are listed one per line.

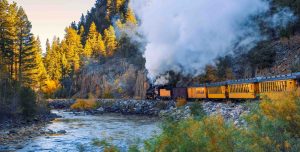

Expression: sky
xmin=8 ymin=0 xmax=96 ymax=52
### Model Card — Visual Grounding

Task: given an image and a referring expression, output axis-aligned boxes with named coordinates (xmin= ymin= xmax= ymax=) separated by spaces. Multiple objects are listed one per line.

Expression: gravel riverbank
xmin=48 ymin=99 xmax=255 ymax=124
xmin=0 ymin=113 xmax=59 ymax=151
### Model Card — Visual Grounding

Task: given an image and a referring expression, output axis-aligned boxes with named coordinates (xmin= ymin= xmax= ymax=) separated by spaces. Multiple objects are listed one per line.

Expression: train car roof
xmin=206 ymin=81 xmax=227 ymax=87
xmin=292 ymin=72 xmax=300 ymax=78
xmin=188 ymin=84 xmax=206 ymax=87
xmin=256 ymin=73 xmax=297 ymax=82
xmin=227 ymin=78 xmax=258 ymax=85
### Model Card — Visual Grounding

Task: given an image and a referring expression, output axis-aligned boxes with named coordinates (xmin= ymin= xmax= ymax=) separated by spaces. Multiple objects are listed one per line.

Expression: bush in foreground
xmin=144 ymin=90 xmax=300 ymax=152
xmin=85 ymin=91 xmax=300 ymax=152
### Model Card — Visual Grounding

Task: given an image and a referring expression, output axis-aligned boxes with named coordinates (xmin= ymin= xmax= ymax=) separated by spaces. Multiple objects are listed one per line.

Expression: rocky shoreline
xmin=48 ymin=99 xmax=176 ymax=116
xmin=0 ymin=113 xmax=59 ymax=151
xmin=48 ymin=99 xmax=254 ymax=125
xmin=159 ymin=101 xmax=254 ymax=125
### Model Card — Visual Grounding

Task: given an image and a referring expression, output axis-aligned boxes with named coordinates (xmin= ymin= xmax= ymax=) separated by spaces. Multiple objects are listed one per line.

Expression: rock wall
xmin=257 ymin=35 xmax=300 ymax=76
xmin=72 ymin=58 xmax=149 ymax=99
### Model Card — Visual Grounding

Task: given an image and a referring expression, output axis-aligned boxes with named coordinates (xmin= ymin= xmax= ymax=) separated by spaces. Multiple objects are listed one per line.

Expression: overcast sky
xmin=8 ymin=0 xmax=95 ymax=52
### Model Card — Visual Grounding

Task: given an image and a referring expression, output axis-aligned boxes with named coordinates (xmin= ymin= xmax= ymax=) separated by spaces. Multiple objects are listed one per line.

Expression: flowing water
xmin=18 ymin=110 xmax=161 ymax=152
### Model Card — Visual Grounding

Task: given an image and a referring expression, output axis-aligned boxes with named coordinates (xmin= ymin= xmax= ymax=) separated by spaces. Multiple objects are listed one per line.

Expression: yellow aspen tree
xmin=125 ymin=7 xmax=137 ymax=25
xmin=103 ymin=25 xmax=117 ymax=57
xmin=116 ymin=0 xmax=125 ymax=12
xmin=62 ymin=27 xmax=83 ymax=74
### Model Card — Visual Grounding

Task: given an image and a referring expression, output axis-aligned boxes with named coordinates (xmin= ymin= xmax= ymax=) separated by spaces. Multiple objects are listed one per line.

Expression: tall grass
xmin=71 ymin=94 xmax=97 ymax=110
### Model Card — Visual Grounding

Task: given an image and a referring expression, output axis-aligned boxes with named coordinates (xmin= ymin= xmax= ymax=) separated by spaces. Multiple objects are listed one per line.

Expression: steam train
xmin=146 ymin=72 xmax=300 ymax=100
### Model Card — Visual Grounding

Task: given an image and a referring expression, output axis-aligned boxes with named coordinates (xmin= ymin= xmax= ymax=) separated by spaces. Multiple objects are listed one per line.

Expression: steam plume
xmin=131 ymin=0 xmax=296 ymax=81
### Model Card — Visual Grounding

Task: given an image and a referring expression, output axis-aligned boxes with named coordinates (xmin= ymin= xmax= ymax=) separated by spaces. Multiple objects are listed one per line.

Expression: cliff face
xmin=255 ymin=35 xmax=300 ymax=76
xmin=72 ymin=58 xmax=148 ymax=99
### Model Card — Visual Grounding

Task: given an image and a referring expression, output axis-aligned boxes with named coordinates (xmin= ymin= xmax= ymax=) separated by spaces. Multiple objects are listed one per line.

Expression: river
xmin=18 ymin=110 xmax=161 ymax=152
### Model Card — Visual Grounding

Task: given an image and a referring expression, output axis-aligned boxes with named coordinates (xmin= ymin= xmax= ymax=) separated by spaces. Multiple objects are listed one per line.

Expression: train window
xmin=240 ymin=85 xmax=242 ymax=93
xmin=247 ymin=84 xmax=250 ymax=92
xmin=284 ymin=81 xmax=287 ymax=91
xmin=240 ymin=85 xmax=243 ymax=93
xmin=242 ymin=84 xmax=244 ymax=92
xmin=265 ymin=83 xmax=268 ymax=92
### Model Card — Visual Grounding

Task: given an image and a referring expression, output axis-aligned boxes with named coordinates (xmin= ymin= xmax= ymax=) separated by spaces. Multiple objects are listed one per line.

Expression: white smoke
xmin=130 ymin=0 xmax=295 ymax=80
xmin=154 ymin=74 xmax=170 ymax=85
xmin=267 ymin=7 xmax=297 ymax=28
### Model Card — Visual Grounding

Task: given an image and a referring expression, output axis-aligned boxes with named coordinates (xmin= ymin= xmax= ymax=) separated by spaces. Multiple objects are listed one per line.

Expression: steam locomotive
xmin=146 ymin=72 xmax=300 ymax=100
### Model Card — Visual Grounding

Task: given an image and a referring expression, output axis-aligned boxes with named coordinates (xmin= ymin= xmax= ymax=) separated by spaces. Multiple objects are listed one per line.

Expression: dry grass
xmin=71 ymin=98 xmax=97 ymax=110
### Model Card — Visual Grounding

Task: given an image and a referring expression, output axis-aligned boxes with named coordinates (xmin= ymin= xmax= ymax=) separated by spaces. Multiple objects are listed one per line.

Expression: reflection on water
xmin=19 ymin=110 xmax=161 ymax=152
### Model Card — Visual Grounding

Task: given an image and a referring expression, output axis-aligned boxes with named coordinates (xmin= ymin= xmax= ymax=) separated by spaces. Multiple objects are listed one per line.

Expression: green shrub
xmin=190 ymin=101 xmax=206 ymax=120
xmin=91 ymin=138 xmax=119 ymax=152
xmin=145 ymin=90 xmax=300 ymax=152
xmin=128 ymin=145 xmax=139 ymax=152
xmin=145 ymin=115 xmax=238 ymax=152
xmin=20 ymin=87 xmax=37 ymax=117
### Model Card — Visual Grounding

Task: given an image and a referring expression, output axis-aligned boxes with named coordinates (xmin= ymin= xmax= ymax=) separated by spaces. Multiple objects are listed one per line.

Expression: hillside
xmin=255 ymin=35 xmax=300 ymax=76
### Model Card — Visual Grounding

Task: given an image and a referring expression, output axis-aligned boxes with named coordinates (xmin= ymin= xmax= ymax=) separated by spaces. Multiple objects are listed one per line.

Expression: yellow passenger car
xmin=187 ymin=85 xmax=207 ymax=99
xmin=207 ymin=82 xmax=227 ymax=99
xmin=159 ymin=89 xmax=171 ymax=97
xmin=227 ymin=79 xmax=258 ymax=99
xmin=258 ymin=75 xmax=297 ymax=99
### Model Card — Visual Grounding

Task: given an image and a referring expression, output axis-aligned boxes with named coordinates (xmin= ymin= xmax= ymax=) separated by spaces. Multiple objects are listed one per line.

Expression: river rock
xmin=8 ymin=130 xmax=17 ymax=135
xmin=47 ymin=129 xmax=55 ymax=134
xmin=15 ymin=145 xmax=23 ymax=149
xmin=57 ymin=130 xmax=67 ymax=134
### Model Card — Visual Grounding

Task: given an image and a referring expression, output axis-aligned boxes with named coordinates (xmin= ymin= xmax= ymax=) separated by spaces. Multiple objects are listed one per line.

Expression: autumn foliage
xmin=145 ymin=90 xmax=300 ymax=152
xmin=71 ymin=98 xmax=97 ymax=110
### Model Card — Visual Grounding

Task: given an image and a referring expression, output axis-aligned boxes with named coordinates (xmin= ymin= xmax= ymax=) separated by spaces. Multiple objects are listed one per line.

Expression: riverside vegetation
xmin=83 ymin=90 xmax=299 ymax=152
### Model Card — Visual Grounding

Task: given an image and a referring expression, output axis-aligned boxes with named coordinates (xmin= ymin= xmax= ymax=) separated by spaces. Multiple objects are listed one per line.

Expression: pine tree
xmin=46 ymin=38 xmax=50 ymax=53
xmin=17 ymin=7 xmax=33 ymax=84
xmin=24 ymin=37 xmax=49 ymax=89
xmin=103 ymin=25 xmax=117 ymax=56
xmin=106 ymin=0 xmax=113 ymax=19
xmin=20 ymin=35 xmax=35 ymax=88
xmin=5 ymin=2 xmax=18 ymax=79
xmin=0 ymin=0 xmax=9 ymax=71
xmin=125 ymin=7 xmax=137 ymax=25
